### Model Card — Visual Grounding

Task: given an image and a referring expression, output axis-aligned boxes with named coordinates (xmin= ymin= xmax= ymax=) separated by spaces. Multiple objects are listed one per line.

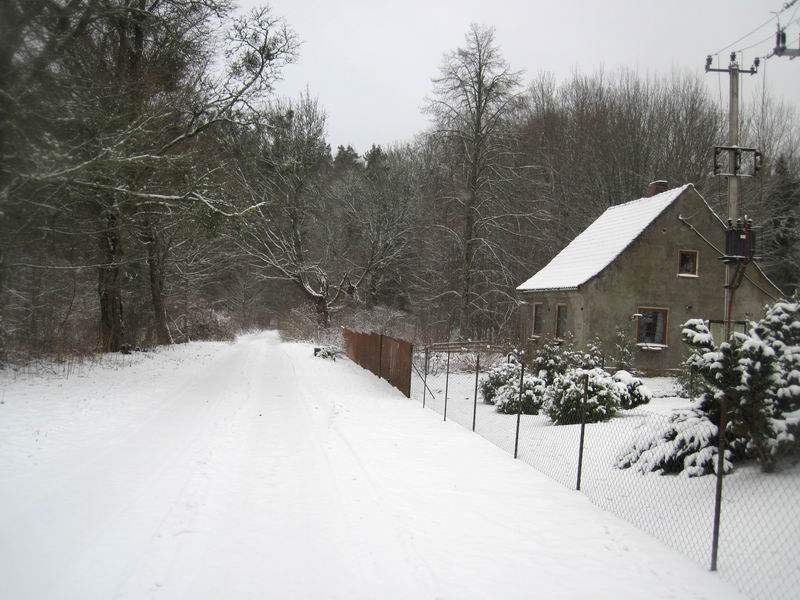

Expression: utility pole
xmin=704 ymin=51 xmax=760 ymax=574
xmin=705 ymin=52 xmax=761 ymax=339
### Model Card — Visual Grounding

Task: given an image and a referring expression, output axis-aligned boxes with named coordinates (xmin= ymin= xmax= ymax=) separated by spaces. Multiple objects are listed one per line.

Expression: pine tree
xmin=764 ymin=155 xmax=800 ymax=296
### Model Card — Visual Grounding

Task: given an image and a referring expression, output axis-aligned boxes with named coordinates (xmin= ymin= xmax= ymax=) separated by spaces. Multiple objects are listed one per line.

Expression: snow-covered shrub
xmin=612 ymin=370 xmax=652 ymax=409
xmin=616 ymin=408 xmax=732 ymax=477
xmin=620 ymin=300 xmax=800 ymax=476
xmin=578 ymin=337 xmax=605 ymax=369
xmin=533 ymin=337 xmax=578 ymax=385
xmin=314 ymin=346 xmax=339 ymax=360
xmin=494 ymin=373 xmax=547 ymax=415
xmin=613 ymin=326 xmax=633 ymax=371
xmin=543 ymin=367 xmax=620 ymax=425
xmin=479 ymin=361 xmax=520 ymax=404
xmin=758 ymin=299 xmax=800 ymax=415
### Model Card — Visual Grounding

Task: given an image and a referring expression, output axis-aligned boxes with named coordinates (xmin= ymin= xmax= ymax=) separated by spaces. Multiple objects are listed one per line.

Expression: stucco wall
xmin=520 ymin=291 xmax=586 ymax=355
xmin=520 ymin=187 xmax=782 ymax=373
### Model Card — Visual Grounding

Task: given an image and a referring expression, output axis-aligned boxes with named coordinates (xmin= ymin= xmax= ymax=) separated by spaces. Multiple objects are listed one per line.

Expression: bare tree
xmin=425 ymin=24 xmax=537 ymax=337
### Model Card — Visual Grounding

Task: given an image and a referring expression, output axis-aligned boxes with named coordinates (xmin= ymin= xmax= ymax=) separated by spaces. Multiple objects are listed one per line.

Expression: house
xmin=516 ymin=182 xmax=783 ymax=373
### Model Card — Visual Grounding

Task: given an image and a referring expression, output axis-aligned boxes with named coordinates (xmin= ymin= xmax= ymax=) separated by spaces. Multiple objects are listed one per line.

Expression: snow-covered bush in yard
xmin=618 ymin=300 xmax=800 ymax=476
xmin=314 ymin=346 xmax=339 ymax=360
xmin=758 ymin=299 xmax=800 ymax=415
xmin=479 ymin=360 xmax=520 ymax=404
xmin=616 ymin=408 xmax=732 ymax=477
xmin=533 ymin=337 xmax=578 ymax=385
xmin=578 ymin=337 xmax=605 ymax=369
xmin=494 ymin=373 xmax=547 ymax=415
xmin=543 ymin=367 xmax=620 ymax=425
xmin=613 ymin=326 xmax=633 ymax=371
xmin=612 ymin=370 xmax=652 ymax=409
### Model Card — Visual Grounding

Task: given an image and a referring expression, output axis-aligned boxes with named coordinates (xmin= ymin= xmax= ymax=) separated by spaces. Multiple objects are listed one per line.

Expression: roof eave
xmin=516 ymin=286 xmax=579 ymax=293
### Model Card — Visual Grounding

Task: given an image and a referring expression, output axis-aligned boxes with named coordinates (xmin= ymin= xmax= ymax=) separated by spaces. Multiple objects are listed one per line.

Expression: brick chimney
xmin=646 ymin=180 xmax=669 ymax=197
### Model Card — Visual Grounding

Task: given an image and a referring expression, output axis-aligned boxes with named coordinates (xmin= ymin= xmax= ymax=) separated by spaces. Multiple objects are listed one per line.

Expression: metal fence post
xmin=472 ymin=353 xmax=480 ymax=432
xmin=576 ymin=373 xmax=588 ymax=491
xmin=422 ymin=348 xmax=429 ymax=409
xmin=514 ymin=361 xmax=525 ymax=459
xmin=443 ymin=350 xmax=451 ymax=421
xmin=710 ymin=394 xmax=728 ymax=571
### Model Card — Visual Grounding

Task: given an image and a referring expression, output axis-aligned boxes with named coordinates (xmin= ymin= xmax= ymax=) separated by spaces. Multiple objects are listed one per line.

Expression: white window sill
xmin=677 ymin=273 xmax=699 ymax=278
xmin=637 ymin=343 xmax=668 ymax=351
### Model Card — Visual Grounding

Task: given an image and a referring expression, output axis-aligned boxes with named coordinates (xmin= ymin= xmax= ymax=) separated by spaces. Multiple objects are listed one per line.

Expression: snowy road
xmin=0 ymin=332 xmax=745 ymax=599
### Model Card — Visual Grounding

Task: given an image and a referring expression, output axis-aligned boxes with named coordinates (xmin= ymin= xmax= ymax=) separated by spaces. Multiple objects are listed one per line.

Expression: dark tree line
xmin=1 ymin=10 xmax=798 ymax=363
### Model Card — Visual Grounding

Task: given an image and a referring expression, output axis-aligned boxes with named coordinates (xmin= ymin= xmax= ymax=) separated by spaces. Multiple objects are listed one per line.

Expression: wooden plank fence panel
xmin=342 ymin=327 xmax=412 ymax=397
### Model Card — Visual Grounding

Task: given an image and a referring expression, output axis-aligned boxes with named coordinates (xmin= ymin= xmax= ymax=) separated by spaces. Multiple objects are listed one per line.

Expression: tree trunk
xmin=0 ymin=250 xmax=6 ymax=366
xmin=315 ymin=295 xmax=330 ymax=327
xmin=144 ymin=223 xmax=172 ymax=345
xmin=98 ymin=206 xmax=126 ymax=352
xmin=459 ymin=179 xmax=478 ymax=337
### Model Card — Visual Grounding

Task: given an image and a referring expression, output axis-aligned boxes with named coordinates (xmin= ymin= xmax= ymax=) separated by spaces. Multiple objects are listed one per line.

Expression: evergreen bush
xmin=612 ymin=370 xmax=652 ymax=409
xmin=543 ymin=367 xmax=620 ymax=425
xmin=578 ymin=337 xmax=605 ymax=369
xmin=494 ymin=373 xmax=547 ymax=415
xmin=616 ymin=408 xmax=731 ymax=477
xmin=533 ymin=337 xmax=578 ymax=385
xmin=613 ymin=326 xmax=633 ymax=371
xmin=618 ymin=299 xmax=800 ymax=476
xmin=479 ymin=360 xmax=519 ymax=404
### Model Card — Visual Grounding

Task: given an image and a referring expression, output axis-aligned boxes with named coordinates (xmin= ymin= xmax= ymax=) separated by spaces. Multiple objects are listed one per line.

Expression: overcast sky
xmin=238 ymin=0 xmax=800 ymax=154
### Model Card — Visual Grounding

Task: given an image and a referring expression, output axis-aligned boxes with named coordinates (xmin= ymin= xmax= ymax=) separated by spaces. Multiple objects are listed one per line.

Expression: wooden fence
xmin=341 ymin=328 xmax=413 ymax=397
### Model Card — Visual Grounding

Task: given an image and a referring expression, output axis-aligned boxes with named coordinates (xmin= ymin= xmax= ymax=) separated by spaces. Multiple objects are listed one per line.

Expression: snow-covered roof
xmin=517 ymin=184 xmax=693 ymax=292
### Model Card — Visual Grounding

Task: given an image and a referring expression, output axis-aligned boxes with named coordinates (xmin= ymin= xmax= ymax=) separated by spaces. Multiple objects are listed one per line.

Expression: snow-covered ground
xmin=0 ymin=332 xmax=748 ymax=599
xmin=411 ymin=360 xmax=800 ymax=600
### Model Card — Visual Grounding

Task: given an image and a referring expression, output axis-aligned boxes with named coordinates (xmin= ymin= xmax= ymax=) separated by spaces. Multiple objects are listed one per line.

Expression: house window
xmin=532 ymin=303 xmax=543 ymax=335
xmin=678 ymin=250 xmax=699 ymax=276
xmin=637 ymin=308 xmax=668 ymax=345
xmin=555 ymin=305 xmax=568 ymax=339
xmin=708 ymin=320 xmax=748 ymax=343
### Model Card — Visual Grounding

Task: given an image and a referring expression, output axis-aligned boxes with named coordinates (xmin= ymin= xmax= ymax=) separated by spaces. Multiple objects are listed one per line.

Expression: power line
xmin=711 ymin=15 xmax=776 ymax=56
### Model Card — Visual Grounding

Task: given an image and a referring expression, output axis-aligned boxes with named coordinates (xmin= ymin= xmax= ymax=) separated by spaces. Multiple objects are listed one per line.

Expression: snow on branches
xmin=619 ymin=299 xmax=800 ymax=476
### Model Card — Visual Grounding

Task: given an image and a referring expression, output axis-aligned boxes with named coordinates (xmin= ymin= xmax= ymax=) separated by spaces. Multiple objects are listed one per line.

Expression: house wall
xmin=520 ymin=291 xmax=586 ymax=354
xmin=520 ymin=188 xmax=782 ymax=374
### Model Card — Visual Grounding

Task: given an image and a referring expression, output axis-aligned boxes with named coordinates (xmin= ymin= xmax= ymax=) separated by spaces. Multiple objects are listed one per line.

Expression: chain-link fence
xmin=410 ymin=346 xmax=800 ymax=600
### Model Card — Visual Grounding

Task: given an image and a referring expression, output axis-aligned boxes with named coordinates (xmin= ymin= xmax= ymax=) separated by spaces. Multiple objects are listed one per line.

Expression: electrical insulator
xmin=753 ymin=151 xmax=763 ymax=175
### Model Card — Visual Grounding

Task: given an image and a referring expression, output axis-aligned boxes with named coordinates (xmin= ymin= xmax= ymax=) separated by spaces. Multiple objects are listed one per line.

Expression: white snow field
xmin=0 ymin=332 xmax=746 ymax=600
xmin=411 ymin=358 xmax=800 ymax=600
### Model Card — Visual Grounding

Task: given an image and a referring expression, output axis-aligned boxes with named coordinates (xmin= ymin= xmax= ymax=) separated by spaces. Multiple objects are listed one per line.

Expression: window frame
xmin=555 ymin=304 xmax=568 ymax=339
xmin=677 ymin=249 xmax=699 ymax=278
xmin=636 ymin=307 xmax=669 ymax=346
xmin=532 ymin=303 xmax=544 ymax=336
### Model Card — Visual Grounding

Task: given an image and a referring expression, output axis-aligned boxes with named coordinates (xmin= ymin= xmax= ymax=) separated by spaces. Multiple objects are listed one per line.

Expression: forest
xmin=1 ymin=0 xmax=798 ymax=363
